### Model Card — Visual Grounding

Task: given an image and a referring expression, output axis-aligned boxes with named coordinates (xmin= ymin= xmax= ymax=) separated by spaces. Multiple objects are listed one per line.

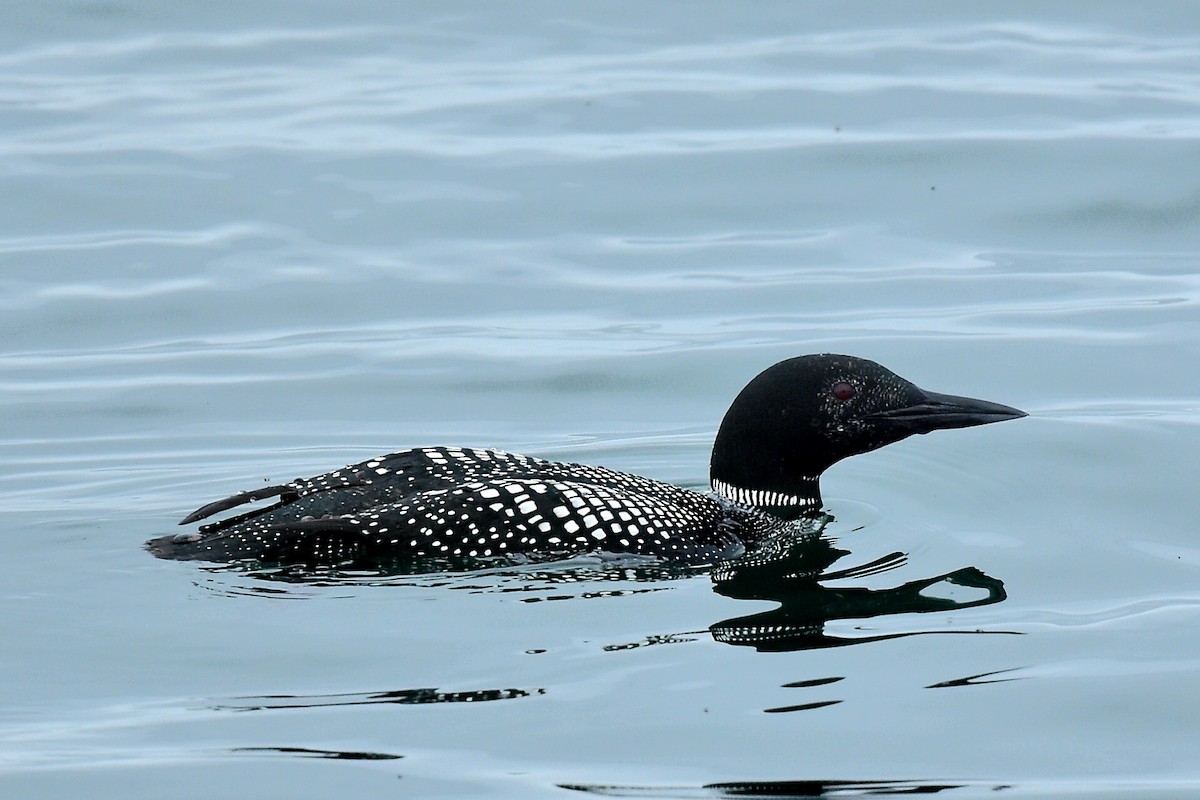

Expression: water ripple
xmin=3 ymin=24 xmax=1199 ymax=158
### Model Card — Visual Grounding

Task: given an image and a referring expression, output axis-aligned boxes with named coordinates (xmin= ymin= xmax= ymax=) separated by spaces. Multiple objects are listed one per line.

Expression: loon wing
xmin=178 ymin=447 xmax=531 ymax=527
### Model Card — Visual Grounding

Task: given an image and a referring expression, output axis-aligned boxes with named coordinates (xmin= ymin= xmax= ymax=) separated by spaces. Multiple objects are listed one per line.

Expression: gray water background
xmin=2 ymin=2 xmax=1199 ymax=797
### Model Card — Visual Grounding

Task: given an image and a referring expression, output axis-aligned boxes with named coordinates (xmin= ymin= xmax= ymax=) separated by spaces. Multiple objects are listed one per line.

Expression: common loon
xmin=149 ymin=354 xmax=1025 ymax=567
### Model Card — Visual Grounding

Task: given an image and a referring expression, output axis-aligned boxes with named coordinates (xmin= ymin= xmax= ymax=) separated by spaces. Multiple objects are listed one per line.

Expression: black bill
xmin=868 ymin=389 xmax=1027 ymax=434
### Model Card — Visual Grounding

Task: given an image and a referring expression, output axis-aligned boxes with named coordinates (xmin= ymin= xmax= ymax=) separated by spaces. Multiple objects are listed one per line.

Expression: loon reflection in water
xmin=151 ymin=354 xmax=1024 ymax=570
xmin=706 ymin=517 xmax=1010 ymax=652
xmin=196 ymin=513 xmax=1010 ymax=655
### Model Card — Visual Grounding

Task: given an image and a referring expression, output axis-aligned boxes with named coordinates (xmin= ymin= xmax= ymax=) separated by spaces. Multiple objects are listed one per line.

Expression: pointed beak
xmin=867 ymin=390 xmax=1027 ymax=434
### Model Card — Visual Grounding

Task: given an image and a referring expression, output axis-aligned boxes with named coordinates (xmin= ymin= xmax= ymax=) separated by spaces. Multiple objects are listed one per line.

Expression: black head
xmin=709 ymin=354 xmax=1026 ymax=515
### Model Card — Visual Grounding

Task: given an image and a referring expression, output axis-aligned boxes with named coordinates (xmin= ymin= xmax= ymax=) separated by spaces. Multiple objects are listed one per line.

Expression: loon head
xmin=709 ymin=354 xmax=1026 ymax=516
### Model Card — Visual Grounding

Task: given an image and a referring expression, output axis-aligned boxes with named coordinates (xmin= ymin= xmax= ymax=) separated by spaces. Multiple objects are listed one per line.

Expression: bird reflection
xmin=707 ymin=516 xmax=1008 ymax=652
xmin=195 ymin=514 xmax=1008 ymax=655
xmin=561 ymin=777 xmax=984 ymax=797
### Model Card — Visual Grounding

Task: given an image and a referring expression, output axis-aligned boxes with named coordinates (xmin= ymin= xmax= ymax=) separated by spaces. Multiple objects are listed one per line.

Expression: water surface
xmin=2 ymin=2 xmax=1199 ymax=797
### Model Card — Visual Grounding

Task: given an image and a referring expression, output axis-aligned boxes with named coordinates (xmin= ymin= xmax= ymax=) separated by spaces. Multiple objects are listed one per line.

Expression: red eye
xmin=832 ymin=382 xmax=855 ymax=401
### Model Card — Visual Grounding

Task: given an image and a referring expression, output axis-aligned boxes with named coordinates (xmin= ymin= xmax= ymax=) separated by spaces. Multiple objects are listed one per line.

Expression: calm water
xmin=3 ymin=2 xmax=1199 ymax=797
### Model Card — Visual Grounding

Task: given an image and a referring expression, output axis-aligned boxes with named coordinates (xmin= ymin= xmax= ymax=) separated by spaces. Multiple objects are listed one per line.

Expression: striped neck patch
xmin=710 ymin=478 xmax=819 ymax=509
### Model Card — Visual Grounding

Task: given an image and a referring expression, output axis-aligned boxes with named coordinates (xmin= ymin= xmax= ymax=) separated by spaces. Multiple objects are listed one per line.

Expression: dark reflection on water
xmin=560 ymin=778 xmax=1001 ymax=797
xmin=234 ymin=745 xmax=403 ymax=761
xmin=193 ymin=559 xmax=697 ymax=602
xmin=212 ymin=686 xmax=543 ymax=712
xmin=925 ymin=668 xmax=1024 ymax=689
xmin=762 ymin=699 xmax=843 ymax=713
xmin=195 ymin=514 xmax=1009 ymax=655
xmin=709 ymin=526 xmax=1010 ymax=653
xmin=598 ymin=517 xmax=1010 ymax=654
xmin=198 ymin=557 xmax=705 ymax=588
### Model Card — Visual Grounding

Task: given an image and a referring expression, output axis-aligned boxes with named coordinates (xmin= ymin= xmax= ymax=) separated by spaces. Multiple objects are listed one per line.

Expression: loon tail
xmin=179 ymin=483 xmax=297 ymax=525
